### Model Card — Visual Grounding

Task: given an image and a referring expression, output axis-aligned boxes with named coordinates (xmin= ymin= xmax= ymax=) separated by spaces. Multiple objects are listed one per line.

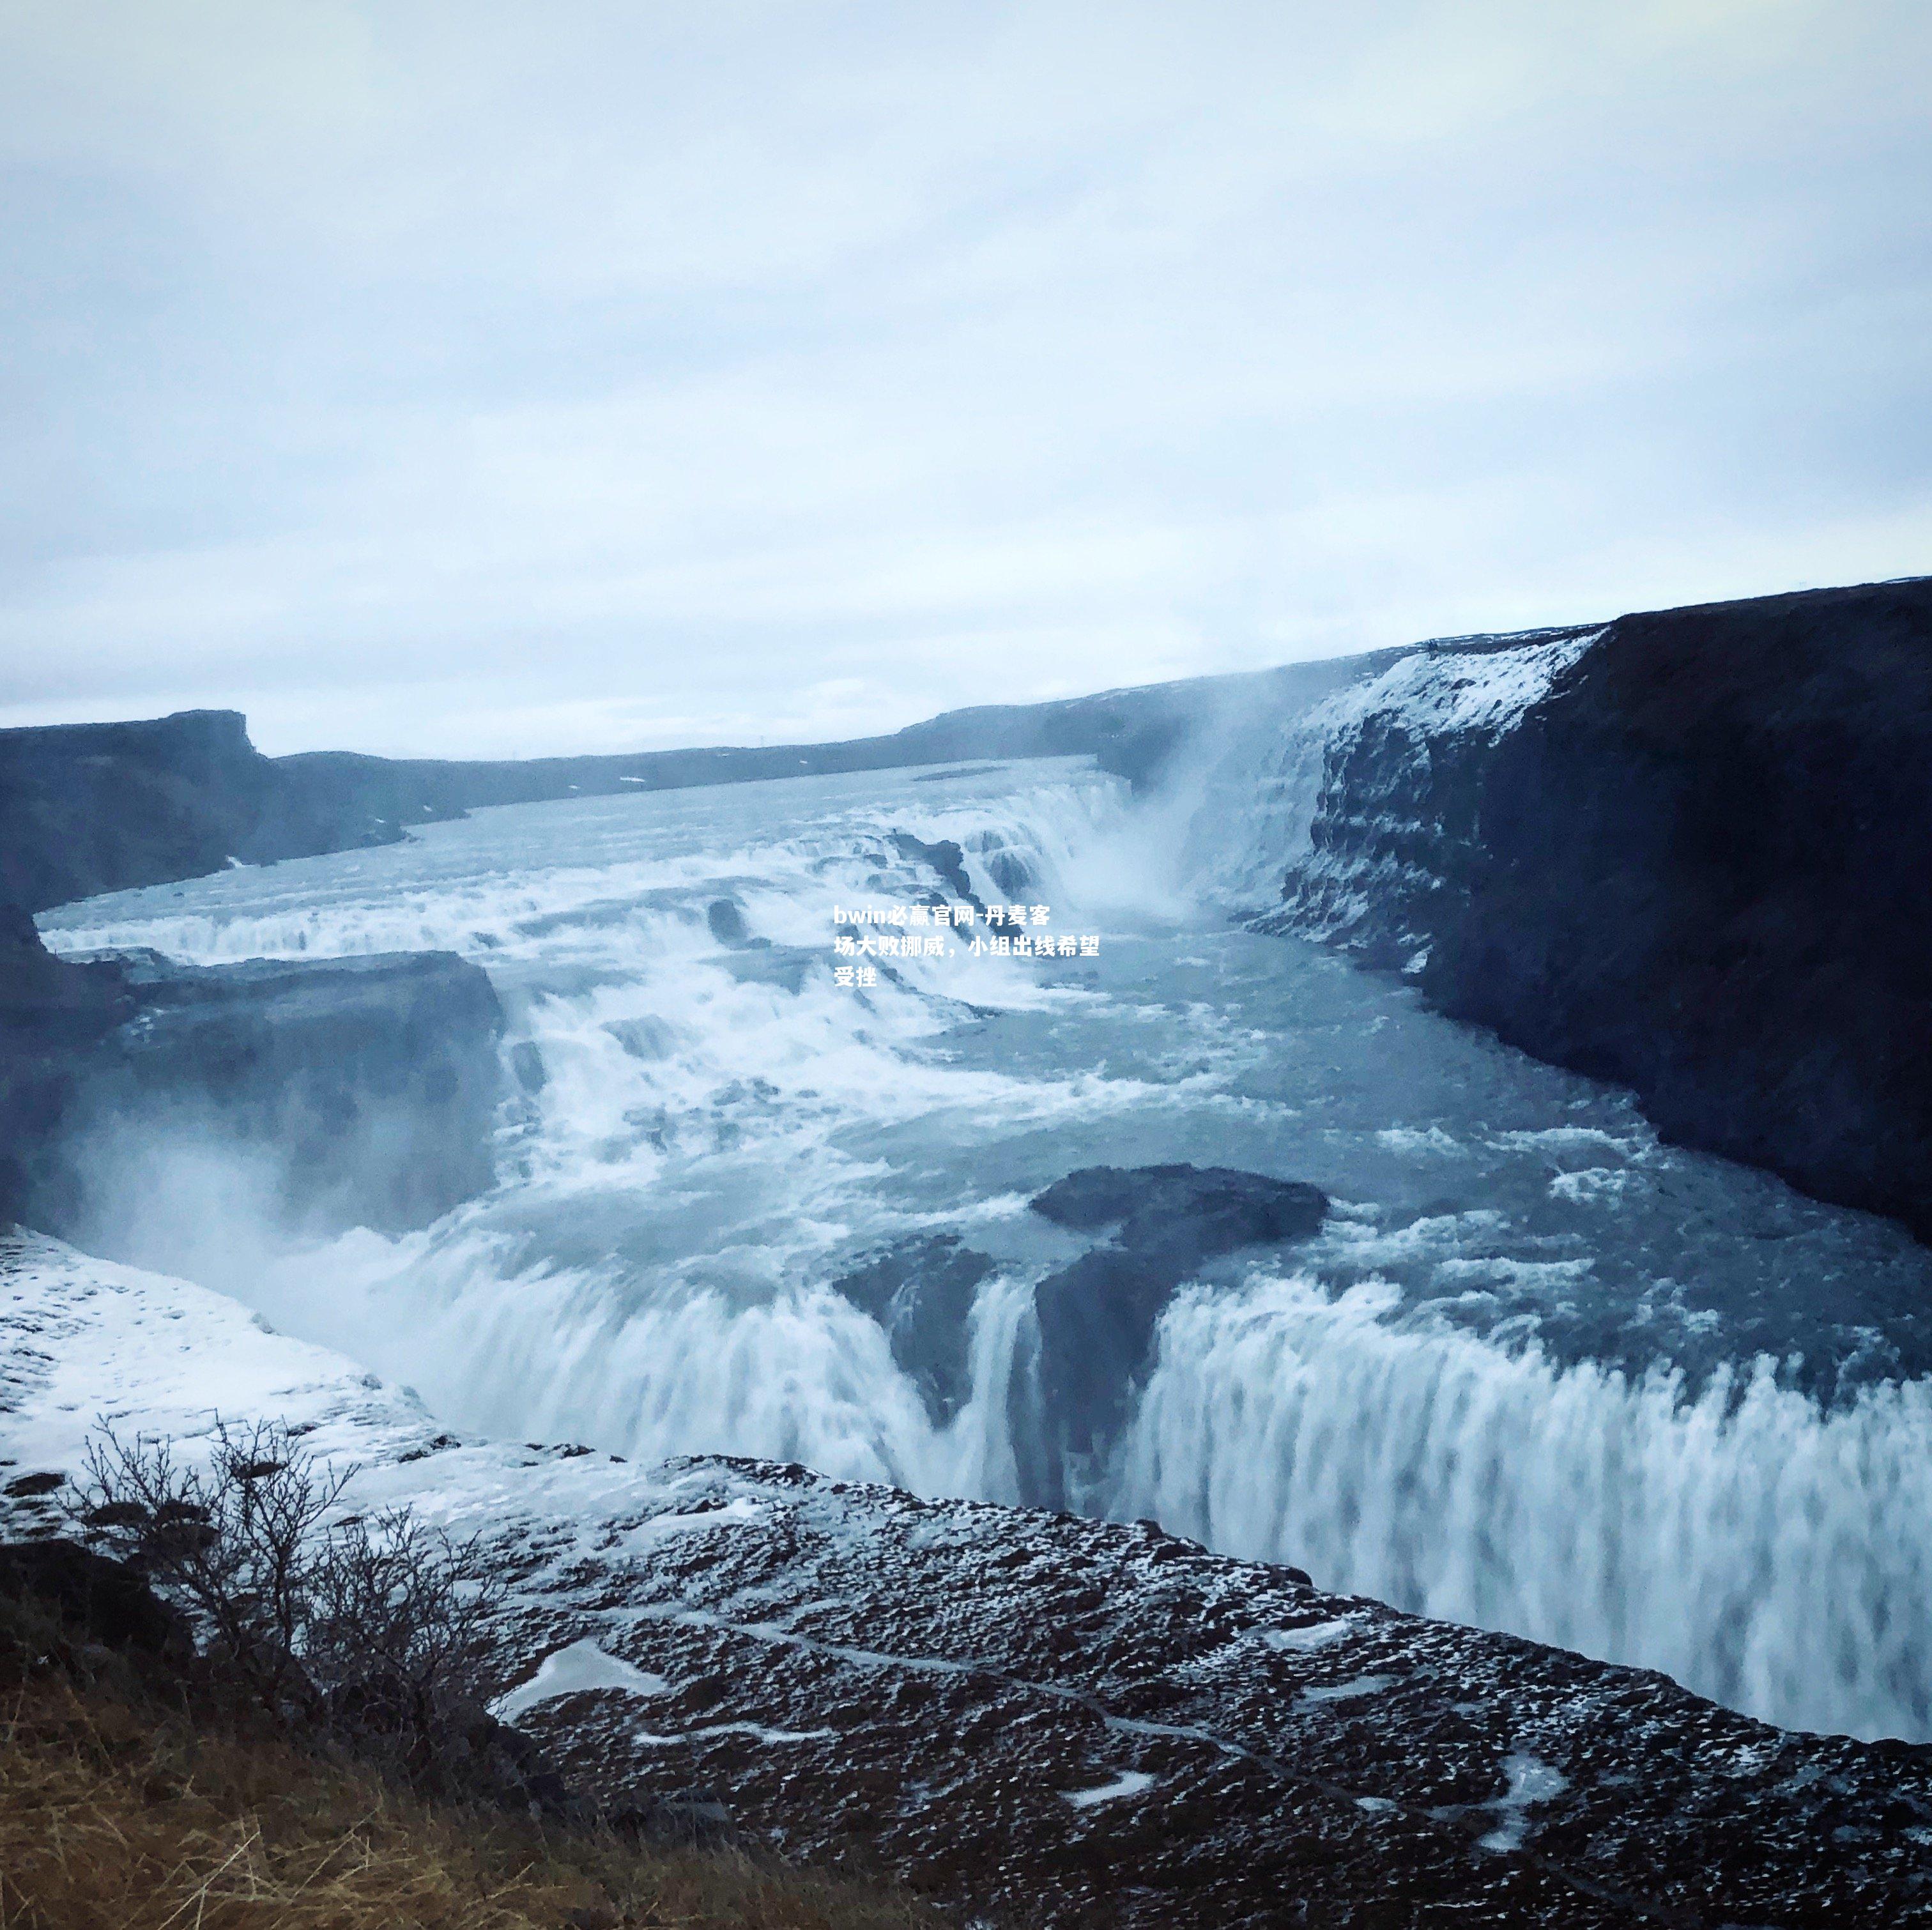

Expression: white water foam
xmin=1112 ymin=1273 xmax=1932 ymax=1740
xmin=36 ymin=744 xmax=1932 ymax=1745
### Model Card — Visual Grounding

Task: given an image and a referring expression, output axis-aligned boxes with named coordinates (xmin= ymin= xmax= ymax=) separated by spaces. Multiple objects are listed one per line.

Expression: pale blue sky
xmin=2 ymin=1 xmax=1928 ymax=755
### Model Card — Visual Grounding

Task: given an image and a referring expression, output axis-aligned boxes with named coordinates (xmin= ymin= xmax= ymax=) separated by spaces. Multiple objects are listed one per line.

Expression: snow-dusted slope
xmin=3 ymin=1228 xmax=1928 ymax=1927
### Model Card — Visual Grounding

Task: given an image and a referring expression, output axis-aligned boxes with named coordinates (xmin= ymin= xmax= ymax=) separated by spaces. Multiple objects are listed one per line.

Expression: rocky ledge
xmin=836 ymin=1164 xmax=1328 ymax=1504
xmin=1261 ymin=578 xmax=1932 ymax=1241
xmin=4 ymin=1229 xmax=1926 ymax=1927
xmin=0 ymin=910 xmax=502 ymax=1236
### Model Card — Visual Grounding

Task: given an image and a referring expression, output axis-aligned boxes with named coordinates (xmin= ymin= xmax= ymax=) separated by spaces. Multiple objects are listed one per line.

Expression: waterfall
xmin=38 ymin=740 xmax=1932 ymax=1746
xmin=1110 ymin=1273 xmax=1932 ymax=1740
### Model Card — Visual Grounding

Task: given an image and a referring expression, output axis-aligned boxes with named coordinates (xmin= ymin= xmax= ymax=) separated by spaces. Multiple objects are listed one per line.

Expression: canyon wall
xmin=1259 ymin=577 xmax=1932 ymax=1239
xmin=0 ymin=912 xmax=502 ymax=1237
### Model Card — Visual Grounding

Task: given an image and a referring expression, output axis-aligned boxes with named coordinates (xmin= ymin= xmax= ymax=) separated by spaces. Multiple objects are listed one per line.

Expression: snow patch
xmin=1339 ymin=632 xmax=1602 ymax=742
xmin=623 ymin=1494 xmax=767 ymax=1547
xmin=1298 ymin=1673 xmax=1395 ymax=1704
xmin=1063 ymin=1768 xmax=1155 ymax=1809
xmin=1478 ymin=1753 xmax=1569 ymax=1853
xmin=1261 ymin=1618 xmax=1358 ymax=1653
xmin=634 ymin=1721 xmax=838 ymax=1747
xmin=492 ymin=1638 xmax=670 ymax=1722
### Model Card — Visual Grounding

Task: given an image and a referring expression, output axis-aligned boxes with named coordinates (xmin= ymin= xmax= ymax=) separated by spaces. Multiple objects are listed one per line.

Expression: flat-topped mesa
xmin=1262 ymin=577 xmax=1932 ymax=1241
xmin=0 ymin=915 xmax=502 ymax=1237
xmin=0 ymin=710 xmax=271 ymax=912
xmin=0 ymin=708 xmax=410 ymax=915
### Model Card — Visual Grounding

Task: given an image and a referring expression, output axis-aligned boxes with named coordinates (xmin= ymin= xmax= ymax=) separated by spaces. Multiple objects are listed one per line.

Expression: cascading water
xmin=1112 ymin=1274 xmax=1932 ymax=1742
xmin=38 ymin=709 xmax=1932 ymax=1743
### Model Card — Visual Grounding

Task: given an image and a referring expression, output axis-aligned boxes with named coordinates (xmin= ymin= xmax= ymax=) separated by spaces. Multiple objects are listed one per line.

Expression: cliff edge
xmin=0 ymin=912 xmax=502 ymax=1237
xmin=1263 ymin=576 xmax=1932 ymax=1239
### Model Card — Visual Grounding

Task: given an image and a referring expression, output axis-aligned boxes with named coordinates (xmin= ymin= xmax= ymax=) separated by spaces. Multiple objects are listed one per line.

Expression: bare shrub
xmin=68 ymin=1416 xmax=509 ymax=1781
xmin=308 ymin=1504 xmax=502 ymax=1706
xmin=73 ymin=1418 xmax=348 ymax=1719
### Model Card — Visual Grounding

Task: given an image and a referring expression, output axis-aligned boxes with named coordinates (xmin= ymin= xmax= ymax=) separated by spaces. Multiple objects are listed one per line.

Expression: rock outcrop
xmin=0 ymin=1535 xmax=195 ymax=1667
xmin=1023 ymin=1165 xmax=1328 ymax=1474
xmin=832 ymin=1167 xmax=1326 ymax=1490
xmin=4 ymin=1229 xmax=1928 ymax=1929
xmin=1262 ymin=578 xmax=1932 ymax=1241
xmin=831 ymin=1234 xmax=998 ymax=1424
xmin=0 ymin=710 xmax=401 ymax=914
xmin=0 ymin=916 xmax=502 ymax=1237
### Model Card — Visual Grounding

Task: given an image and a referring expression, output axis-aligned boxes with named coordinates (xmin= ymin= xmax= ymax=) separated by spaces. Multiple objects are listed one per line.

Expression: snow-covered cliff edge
xmin=1238 ymin=578 xmax=1932 ymax=1241
xmin=4 ymin=1229 xmax=1927 ymax=1927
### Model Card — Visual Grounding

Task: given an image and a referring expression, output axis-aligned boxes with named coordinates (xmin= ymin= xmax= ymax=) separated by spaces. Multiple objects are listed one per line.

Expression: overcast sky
xmin=1 ymin=2 xmax=1928 ymax=757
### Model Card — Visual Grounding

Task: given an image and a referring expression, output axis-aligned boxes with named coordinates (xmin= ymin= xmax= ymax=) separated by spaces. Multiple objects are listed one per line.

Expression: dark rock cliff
xmin=0 ymin=710 xmax=404 ymax=914
xmin=0 ymin=915 xmax=503 ymax=1237
xmin=1266 ymin=576 xmax=1932 ymax=1239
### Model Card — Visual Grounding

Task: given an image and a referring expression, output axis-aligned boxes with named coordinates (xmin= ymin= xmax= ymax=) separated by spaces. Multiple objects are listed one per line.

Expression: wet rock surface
xmin=705 ymin=896 xmax=773 ymax=949
xmin=1 ymin=917 xmax=503 ymax=1234
xmin=1023 ymin=1166 xmax=1327 ymax=1473
xmin=832 ymin=1169 xmax=1327 ymax=1483
xmin=6 ymin=1228 xmax=1928 ymax=1929
xmin=1031 ymin=1165 xmax=1329 ymax=1260
xmin=1267 ymin=578 xmax=1932 ymax=1242
xmin=0 ymin=907 xmax=132 ymax=1224
xmin=831 ymin=1234 xmax=997 ymax=1424
xmin=889 ymin=832 xmax=983 ymax=909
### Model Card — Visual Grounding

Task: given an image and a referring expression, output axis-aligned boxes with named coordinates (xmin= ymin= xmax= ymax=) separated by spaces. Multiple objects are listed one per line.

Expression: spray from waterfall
xmin=37 ymin=740 xmax=1932 ymax=1744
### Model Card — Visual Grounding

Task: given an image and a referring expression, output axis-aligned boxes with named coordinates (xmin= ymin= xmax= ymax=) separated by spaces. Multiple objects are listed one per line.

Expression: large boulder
xmin=1024 ymin=1165 xmax=1327 ymax=1488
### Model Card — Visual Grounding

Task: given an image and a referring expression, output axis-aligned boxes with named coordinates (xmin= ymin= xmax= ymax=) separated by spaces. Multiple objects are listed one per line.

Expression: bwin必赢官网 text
xmin=830 ymin=901 xmax=1100 ymax=986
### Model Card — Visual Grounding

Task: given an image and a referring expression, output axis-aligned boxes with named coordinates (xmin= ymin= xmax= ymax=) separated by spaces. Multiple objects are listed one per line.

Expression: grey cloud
xmin=1 ymin=1 xmax=1928 ymax=754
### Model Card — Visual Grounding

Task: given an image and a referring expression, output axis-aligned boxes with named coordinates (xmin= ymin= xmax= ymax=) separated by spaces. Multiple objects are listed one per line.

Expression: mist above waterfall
xmin=38 ymin=739 xmax=1932 ymax=1742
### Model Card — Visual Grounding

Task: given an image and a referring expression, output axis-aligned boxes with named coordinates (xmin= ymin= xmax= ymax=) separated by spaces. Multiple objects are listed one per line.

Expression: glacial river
xmin=40 ymin=751 xmax=1932 ymax=1742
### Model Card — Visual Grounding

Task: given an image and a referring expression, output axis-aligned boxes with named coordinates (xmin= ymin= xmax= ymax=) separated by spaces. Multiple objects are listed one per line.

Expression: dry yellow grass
xmin=0 ymin=1674 xmax=942 ymax=1930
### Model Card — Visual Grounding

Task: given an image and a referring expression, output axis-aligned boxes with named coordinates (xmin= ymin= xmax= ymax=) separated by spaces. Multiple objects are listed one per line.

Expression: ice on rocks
xmin=1478 ymin=1754 xmax=1570 ymax=1854
xmin=1063 ymin=1769 xmax=1156 ymax=1809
